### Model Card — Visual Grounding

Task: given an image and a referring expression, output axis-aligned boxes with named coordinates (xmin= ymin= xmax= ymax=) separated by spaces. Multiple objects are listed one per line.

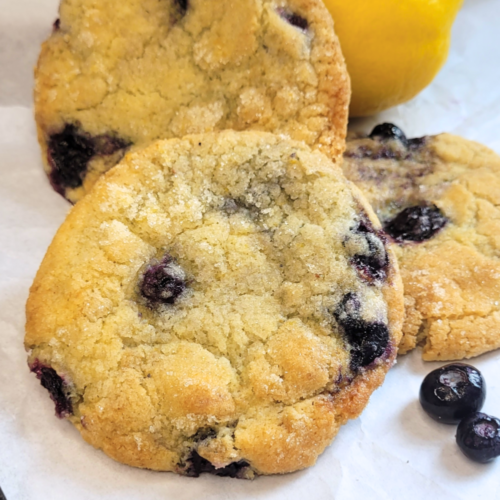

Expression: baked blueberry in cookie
xmin=47 ymin=124 xmax=129 ymax=197
xmin=25 ymin=132 xmax=403 ymax=476
xmin=384 ymin=204 xmax=448 ymax=242
xmin=334 ymin=293 xmax=390 ymax=370
xmin=140 ymin=255 xmax=187 ymax=307
xmin=30 ymin=360 xmax=73 ymax=418
xmin=183 ymin=451 xmax=251 ymax=478
xmin=34 ymin=0 xmax=349 ymax=202
xmin=347 ymin=218 xmax=389 ymax=284
xmin=175 ymin=0 xmax=188 ymax=14
xmin=47 ymin=125 xmax=95 ymax=194
xmin=278 ymin=9 xmax=309 ymax=30
xmin=343 ymin=125 xmax=500 ymax=361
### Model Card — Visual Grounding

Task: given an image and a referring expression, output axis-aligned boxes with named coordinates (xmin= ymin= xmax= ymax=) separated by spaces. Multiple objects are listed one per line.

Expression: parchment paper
xmin=1 ymin=0 xmax=500 ymax=498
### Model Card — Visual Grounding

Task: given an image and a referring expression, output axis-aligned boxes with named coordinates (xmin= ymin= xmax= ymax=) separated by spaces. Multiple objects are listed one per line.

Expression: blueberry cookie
xmin=343 ymin=124 xmax=500 ymax=361
xmin=34 ymin=0 xmax=349 ymax=203
xmin=26 ymin=131 xmax=403 ymax=476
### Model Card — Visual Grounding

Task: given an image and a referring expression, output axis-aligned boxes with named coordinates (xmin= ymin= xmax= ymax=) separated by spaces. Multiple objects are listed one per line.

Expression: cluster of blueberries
xmin=419 ymin=363 xmax=500 ymax=463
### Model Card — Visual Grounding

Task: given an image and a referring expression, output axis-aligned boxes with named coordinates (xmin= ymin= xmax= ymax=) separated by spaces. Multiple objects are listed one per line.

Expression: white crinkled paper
xmin=1 ymin=0 xmax=500 ymax=498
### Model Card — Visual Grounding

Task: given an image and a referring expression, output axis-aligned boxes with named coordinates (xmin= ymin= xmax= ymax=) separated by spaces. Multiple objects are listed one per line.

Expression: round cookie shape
xmin=25 ymin=131 xmax=403 ymax=476
xmin=34 ymin=0 xmax=350 ymax=203
xmin=343 ymin=124 xmax=500 ymax=361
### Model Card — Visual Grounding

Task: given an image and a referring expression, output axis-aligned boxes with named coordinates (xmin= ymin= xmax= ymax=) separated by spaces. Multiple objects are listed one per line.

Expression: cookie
xmin=26 ymin=131 xmax=403 ymax=476
xmin=34 ymin=0 xmax=350 ymax=203
xmin=343 ymin=123 xmax=500 ymax=361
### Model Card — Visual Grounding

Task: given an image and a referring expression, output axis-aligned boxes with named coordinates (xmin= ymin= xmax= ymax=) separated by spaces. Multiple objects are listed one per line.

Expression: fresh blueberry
xmin=183 ymin=451 xmax=251 ymax=478
xmin=369 ymin=123 xmax=408 ymax=146
xmin=384 ymin=204 xmax=448 ymax=242
xmin=419 ymin=363 xmax=486 ymax=424
xmin=456 ymin=412 xmax=500 ymax=463
xmin=278 ymin=9 xmax=308 ymax=30
xmin=140 ymin=255 xmax=187 ymax=306
xmin=334 ymin=293 xmax=389 ymax=371
xmin=30 ymin=360 xmax=73 ymax=418
xmin=350 ymin=219 xmax=389 ymax=284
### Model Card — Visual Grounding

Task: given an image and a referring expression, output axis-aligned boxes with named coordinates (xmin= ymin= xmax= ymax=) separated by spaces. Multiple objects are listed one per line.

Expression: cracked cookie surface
xmin=34 ymin=0 xmax=349 ymax=202
xmin=343 ymin=125 xmax=500 ymax=361
xmin=25 ymin=131 xmax=403 ymax=476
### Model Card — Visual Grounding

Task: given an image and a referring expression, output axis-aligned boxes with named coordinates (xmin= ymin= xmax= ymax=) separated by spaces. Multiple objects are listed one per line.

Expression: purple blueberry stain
xmin=344 ymin=144 xmax=399 ymax=161
xmin=30 ymin=360 xmax=73 ymax=418
xmin=140 ymin=254 xmax=187 ymax=307
xmin=407 ymin=136 xmax=428 ymax=150
xmin=183 ymin=451 xmax=251 ymax=479
xmin=92 ymin=134 xmax=129 ymax=156
xmin=47 ymin=124 xmax=130 ymax=197
xmin=222 ymin=198 xmax=240 ymax=215
xmin=347 ymin=218 xmax=389 ymax=284
xmin=277 ymin=8 xmax=308 ymax=31
xmin=334 ymin=293 xmax=389 ymax=371
xmin=384 ymin=204 xmax=448 ymax=242
xmin=52 ymin=18 xmax=60 ymax=32
xmin=221 ymin=197 xmax=261 ymax=217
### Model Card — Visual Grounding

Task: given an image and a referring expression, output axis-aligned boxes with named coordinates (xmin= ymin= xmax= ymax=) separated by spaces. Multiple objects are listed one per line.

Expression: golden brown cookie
xmin=34 ymin=0 xmax=349 ymax=202
xmin=26 ymin=131 xmax=403 ymax=476
xmin=343 ymin=123 xmax=500 ymax=361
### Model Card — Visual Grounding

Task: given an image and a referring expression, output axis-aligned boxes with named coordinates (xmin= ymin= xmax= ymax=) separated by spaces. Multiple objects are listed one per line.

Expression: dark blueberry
xmin=0 ymin=486 xmax=6 ymax=500
xmin=278 ymin=9 xmax=308 ymax=30
xmin=369 ymin=123 xmax=408 ymax=146
xmin=419 ymin=363 xmax=486 ymax=424
xmin=47 ymin=124 xmax=130 ymax=196
xmin=456 ymin=412 xmax=500 ymax=463
xmin=53 ymin=18 xmax=60 ymax=31
xmin=30 ymin=360 xmax=73 ymax=418
xmin=175 ymin=0 xmax=188 ymax=14
xmin=384 ymin=204 xmax=448 ymax=242
xmin=334 ymin=293 xmax=389 ymax=371
xmin=140 ymin=255 xmax=187 ymax=306
xmin=48 ymin=125 xmax=95 ymax=193
xmin=350 ymin=219 xmax=389 ymax=284
xmin=183 ymin=451 xmax=251 ymax=478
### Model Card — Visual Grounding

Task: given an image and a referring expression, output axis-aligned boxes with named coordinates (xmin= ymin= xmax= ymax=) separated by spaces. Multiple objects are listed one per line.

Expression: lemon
xmin=323 ymin=0 xmax=464 ymax=116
